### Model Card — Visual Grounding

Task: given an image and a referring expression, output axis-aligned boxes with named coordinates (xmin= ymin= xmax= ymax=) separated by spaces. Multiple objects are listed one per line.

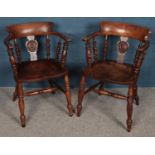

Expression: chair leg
xmin=134 ymin=85 xmax=139 ymax=106
xmin=17 ymin=83 xmax=26 ymax=127
xmin=77 ymin=75 xmax=86 ymax=116
xmin=48 ymin=80 xmax=56 ymax=94
xmin=127 ymin=85 xmax=134 ymax=132
xmin=13 ymin=85 xmax=18 ymax=101
xmin=64 ymin=73 xmax=74 ymax=116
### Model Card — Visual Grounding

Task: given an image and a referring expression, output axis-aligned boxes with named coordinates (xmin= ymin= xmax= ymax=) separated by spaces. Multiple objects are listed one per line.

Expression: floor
xmin=0 ymin=87 xmax=154 ymax=137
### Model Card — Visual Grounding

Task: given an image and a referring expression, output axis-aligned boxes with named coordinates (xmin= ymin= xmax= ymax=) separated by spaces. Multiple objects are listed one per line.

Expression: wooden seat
xmin=77 ymin=21 xmax=151 ymax=132
xmin=17 ymin=59 xmax=67 ymax=82
xmin=4 ymin=22 xmax=74 ymax=127
xmin=84 ymin=60 xmax=134 ymax=84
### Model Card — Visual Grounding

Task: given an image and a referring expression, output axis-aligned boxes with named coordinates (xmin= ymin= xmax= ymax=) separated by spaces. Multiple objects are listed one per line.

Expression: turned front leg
xmin=77 ymin=75 xmax=86 ymax=116
xmin=127 ymin=85 xmax=134 ymax=132
xmin=64 ymin=73 xmax=74 ymax=116
xmin=17 ymin=82 xmax=26 ymax=127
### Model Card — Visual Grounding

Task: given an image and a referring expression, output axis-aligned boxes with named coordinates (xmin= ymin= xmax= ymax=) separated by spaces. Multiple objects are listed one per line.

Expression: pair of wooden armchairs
xmin=4 ymin=21 xmax=151 ymax=132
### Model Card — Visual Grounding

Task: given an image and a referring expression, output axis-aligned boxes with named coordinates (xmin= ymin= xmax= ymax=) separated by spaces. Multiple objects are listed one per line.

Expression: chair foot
xmin=13 ymin=93 xmax=18 ymax=102
xmin=135 ymin=96 xmax=139 ymax=106
xmin=69 ymin=112 xmax=73 ymax=117
xmin=13 ymin=87 xmax=18 ymax=101
xmin=77 ymin=113 xmax=81 ymax=117
xmin=67 ymin=104 xmax=74 ymax=117
xmin=77 ymin=105 xmax=82 ymax=117
xmin=127 ymin=120 xmax=132 ymax=132
xmin=21 ymin=124 xmax=26 ymax=128
xmin=20 ymin=114 xmax=26 ymax=128
xmin=52 ymin=91 xmax=56 ymax=94
xmin=67 ymin=108 xmax=74 ymax=117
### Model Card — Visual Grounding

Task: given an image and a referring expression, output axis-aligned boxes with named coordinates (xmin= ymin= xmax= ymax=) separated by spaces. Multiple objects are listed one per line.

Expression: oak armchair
xmin=4 ymin=22 xmax=74 ymax=127
xmin=77 ymin=21 xmax=151 ymax=132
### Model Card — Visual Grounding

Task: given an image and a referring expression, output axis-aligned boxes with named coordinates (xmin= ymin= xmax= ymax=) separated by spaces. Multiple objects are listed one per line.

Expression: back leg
xmin=48 ymin=80 xmax=56 ymax=94
xmin=77 ymin=75 xmax=86 ymax=116
xmin=134 ymin=85 xmax=139 ymax=106
xmin=64 ymin=73 xmax=74 ymax=116
xmin=17 ymin=83 xmax=26 ymax=127
xmin=13 ymin=85 xmax=18 ymax=101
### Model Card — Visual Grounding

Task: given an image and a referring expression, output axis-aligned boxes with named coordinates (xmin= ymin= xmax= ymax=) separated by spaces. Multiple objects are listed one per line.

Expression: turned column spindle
xmin=14 ymin=39 xmax=22 ymax=63
xmin=86 ymin=41 xmax=92 ymax=66
xmin=46 ymin=35 xmax=51 ymax=59
xmin=93 ymin=38 xmax=98 ymax=62
xmin=61 ymin=42 xmax=68 ymax=68
xmin=103 ymin=35 xmax=109 ymax=60
xmin=134 ymin=41 xmax=149 ymax=80
xmin=55 ymin=40 xmax=62 ymax=62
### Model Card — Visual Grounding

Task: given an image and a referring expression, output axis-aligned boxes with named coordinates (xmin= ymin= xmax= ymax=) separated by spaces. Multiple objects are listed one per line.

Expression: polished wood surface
xmin=99 ymin=21 xmax=150 ymax=41
xmin=7 ymin=22 xmax=54 ymax=38
xmin=4 ymin=22 xmax=74 ymax=127
xmin=77 ymin=21 xmax=151 ymax=132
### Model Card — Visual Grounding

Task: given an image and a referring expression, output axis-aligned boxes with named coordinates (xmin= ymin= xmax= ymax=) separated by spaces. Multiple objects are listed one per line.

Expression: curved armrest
xmin=83 ymin=31 xmax=101 ymax=42
xmin=133 ymin=41 xmax=150 ymax=79
xmin=48 ymin=32 xmax=71 ymax=43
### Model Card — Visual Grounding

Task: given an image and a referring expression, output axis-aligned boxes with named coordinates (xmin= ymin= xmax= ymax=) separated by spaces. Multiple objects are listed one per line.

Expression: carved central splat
xmin=116 ymin=36 xmax=129 ymax=63
xmin=26 ymin=36 xmax=38 ymax=61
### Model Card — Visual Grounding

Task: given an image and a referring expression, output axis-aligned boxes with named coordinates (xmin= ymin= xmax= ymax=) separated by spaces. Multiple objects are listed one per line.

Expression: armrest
xmin=133 ymin=41 xmax=150 ymax=78
xmin=48 ymin=32 xmax=71 ymax=43
xmin=83 ymin=31 xmax=101 ymax=42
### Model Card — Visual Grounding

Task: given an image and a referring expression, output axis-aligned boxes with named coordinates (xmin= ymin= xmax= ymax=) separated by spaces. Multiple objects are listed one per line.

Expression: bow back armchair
xmin=4 ymin=22 xmax=74 ymax=127
xmin=77 ymin=21 xmax=151 ymax=131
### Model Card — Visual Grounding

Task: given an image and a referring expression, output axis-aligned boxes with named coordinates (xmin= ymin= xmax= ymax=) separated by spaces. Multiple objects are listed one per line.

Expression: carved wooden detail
xmin=78 ymin=21 xmax=151 ymax=132
xmin=116 ymin=36 xmax=129 ymax=63
xmin=26 ymin=36 xmax=38 ymax=61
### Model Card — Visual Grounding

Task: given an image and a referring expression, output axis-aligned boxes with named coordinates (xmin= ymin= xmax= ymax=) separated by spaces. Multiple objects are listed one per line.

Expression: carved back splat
xmin=26 ymin=35 xmax=38 ymax=61
xmin=116 ymin=36 xmax=129 ymax=63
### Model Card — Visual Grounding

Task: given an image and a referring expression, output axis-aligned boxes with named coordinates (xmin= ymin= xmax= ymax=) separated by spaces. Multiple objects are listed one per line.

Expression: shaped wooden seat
xmin=77 ymin=21 xmax=151 ymax=132
xmin=17 ymin=59 xmax=67 ymax=82
xmin=84 ymin=60 xmax=134 ymax=84
xmin=4 ymin=22 xmax=74 ymax=127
